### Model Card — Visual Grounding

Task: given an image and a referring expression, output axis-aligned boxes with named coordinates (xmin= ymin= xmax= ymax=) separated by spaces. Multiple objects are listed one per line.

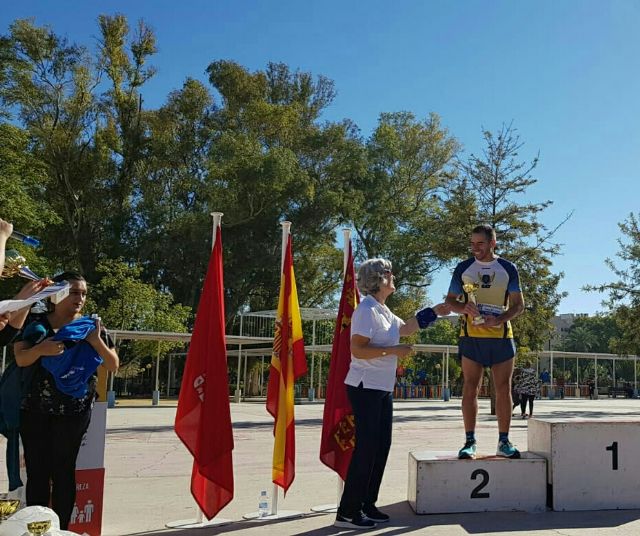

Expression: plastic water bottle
xmin=258 ymin=489 xmax=269 ymax=517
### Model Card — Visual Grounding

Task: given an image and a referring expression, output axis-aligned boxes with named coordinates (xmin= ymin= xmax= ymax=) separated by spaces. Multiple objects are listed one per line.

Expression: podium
xmin=528 ymin=418 xmax=640 ymax=511
xmin=408 ymin=451 xmax=547 ymax=514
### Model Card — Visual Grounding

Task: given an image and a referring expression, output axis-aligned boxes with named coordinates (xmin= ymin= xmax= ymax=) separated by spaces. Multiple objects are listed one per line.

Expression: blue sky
xmin=3 ymin=1 xmax=639 ymax=314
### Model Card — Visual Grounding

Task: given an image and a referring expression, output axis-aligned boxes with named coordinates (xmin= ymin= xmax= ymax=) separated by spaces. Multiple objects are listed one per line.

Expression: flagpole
xmin=280 ymin=221 xmax=291 ymax=272
xmin=167 ymin=211 xmax=232 ymax=530
xmin=311 ymin=228 xmax=351 ymax=514
xmin=211 ymin=212 xmax=223 ymax=248
xmin=273 ymin=221 xmax=289 ymax=516
xmin=244 ymin=220 xmax=302 ymax=522
xmin=343 ymin=228 xmax=350 ymax=275
xmin=336 ymin=228 xmax=351 ymax=505
xmin=107 ymin=334 xmax=116 ymax=408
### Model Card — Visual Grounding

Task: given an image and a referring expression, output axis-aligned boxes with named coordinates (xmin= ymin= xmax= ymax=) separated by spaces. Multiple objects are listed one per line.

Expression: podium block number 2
xmin=470 ymin=469 xmax=490 ymax=499
xmin=606 ymin=441 xmax=619 ymax=470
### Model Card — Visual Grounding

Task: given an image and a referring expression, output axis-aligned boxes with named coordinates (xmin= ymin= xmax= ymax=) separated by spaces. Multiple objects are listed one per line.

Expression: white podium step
xmin=528 ymin=418 xmax=640 ymax=511
xmin=408 ymin=450 xmax=547 ymax=514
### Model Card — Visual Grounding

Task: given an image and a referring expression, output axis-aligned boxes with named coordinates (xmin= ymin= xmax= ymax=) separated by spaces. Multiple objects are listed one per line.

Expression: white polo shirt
xmin=344 ymin=294 xmax=405 ymax=392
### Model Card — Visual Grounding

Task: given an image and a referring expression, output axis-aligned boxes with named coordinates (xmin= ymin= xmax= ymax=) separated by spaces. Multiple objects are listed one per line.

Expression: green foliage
xmin=0 ymin=123 xmax=55 ymax=230
xmin=0 ymin=122 xmax=61 ymax=297
xmin=0 ymin=17 xmax=156 ymax=278
xmin=419 ymin=319 xmax=459 ymax=345
xmin=347 ymin=112 xmax=461 ymax=285
xmin=586 ymin=213 xmax=640 ymax=355
xmin=560 ymin=315 xmax=621 ymax=353
xmin=202 ymin=60 xmax=352 ymax=315
xmin=90 ymin=259 xmax=190 ymax=371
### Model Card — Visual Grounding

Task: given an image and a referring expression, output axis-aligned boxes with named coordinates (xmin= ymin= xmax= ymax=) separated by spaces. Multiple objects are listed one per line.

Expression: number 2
xmin=606 ymin=441 xmax=619 ymax=470
xmin=470 ymin=469 xmax=490 ymax=498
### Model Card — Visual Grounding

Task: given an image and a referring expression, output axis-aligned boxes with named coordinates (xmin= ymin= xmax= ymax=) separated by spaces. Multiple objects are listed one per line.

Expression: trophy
xmin=1 ymin=250 xmax=68 ymax=304
xmin=1 ymin=250 xmax=42 ymax=281
xmin=462 ymin=281 xmax=485 ymax=325
xmin=0 ymin=498 xmax=20 ymax=523
xmin=27 ymin=520 xmax=52 ymax=535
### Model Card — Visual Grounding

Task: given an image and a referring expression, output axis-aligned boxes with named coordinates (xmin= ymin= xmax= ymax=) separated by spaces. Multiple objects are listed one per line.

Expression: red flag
xmin=266 ymin=233 xmax=307 ymax=493
xmin=319 ymin=240 xmax=360 ymax=479
xmin=174 ymin=225 xmax=233 ymax=519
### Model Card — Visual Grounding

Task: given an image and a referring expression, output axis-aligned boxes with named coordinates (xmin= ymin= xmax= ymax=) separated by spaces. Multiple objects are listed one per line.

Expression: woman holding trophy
xmin=13 ymin=271 xmax=119 ymax=530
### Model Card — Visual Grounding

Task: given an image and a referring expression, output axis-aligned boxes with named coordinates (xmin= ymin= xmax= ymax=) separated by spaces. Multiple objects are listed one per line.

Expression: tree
xmin=133 ymin=78 xmax=216 ymax=310
xmin=0 ymin=122 xmax=60 ymax=296
xmin=346 ymin=112 xmax=460 ymax=289
xmin=586 ymin=213 xmax=640 ymax=356
xmin=458 ymin=123 xmax=568 ymax=350
xmin=1 ymin=19 xmax=100 ymax=275
xmin=419 ymin=318 xmax=459 ymax=345
xmin=89 ymin=259 xmax=190 ymax=373
xmin=204 ymin=60 xmax=353 ymax=319
xmin=0 ymin=17 xmax=156 ymax=279
xmin=560 ymin=315 xmax=620 ymax=354
xmin=96 ymin=14 xmax=157 ymax=257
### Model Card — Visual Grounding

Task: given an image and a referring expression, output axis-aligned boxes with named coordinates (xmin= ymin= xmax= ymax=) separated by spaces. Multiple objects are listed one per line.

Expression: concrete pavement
xmin=3 ymin=397 xmax=640 ymax=535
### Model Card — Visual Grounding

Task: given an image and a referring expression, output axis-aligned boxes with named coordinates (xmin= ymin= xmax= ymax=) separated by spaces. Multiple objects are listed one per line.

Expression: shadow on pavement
xmin=121 ymin=502 xmax=640 ymax=536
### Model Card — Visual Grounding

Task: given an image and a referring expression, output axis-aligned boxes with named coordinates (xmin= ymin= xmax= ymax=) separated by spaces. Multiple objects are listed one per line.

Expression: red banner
xmin=319 ymin=240 xmax=360 ymax=480
xmin=68 ymin=468 xmax=105 ymax=536
xmin=174 ymin=225 xmax=234 ymax=519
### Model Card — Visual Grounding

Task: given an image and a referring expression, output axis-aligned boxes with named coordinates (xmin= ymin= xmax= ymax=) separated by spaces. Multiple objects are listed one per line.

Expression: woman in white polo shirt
xmin=335 ymin=258 xmax=450 ymax=530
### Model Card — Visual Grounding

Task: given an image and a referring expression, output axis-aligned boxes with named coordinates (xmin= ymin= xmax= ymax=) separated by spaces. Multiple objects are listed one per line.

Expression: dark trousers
xmin=520 ymin=395 xmax=535 ymax=415
xmin=512 ymin=392 xmax=520 ymax=409
xmin=339 ymin=384 xmax=393 ymax=516
xmin=20 ymin=409 xmax=91 ymax=529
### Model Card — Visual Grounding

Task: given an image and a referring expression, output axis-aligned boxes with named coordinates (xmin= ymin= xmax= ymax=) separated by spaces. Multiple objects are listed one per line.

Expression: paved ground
xmin=4 ymin=397 xmax=640 ymax=535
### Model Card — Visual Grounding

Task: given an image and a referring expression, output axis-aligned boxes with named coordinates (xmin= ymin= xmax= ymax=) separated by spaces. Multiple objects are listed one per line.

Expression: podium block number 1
xmin=470 ymin=469 xmax=490 ymax=499
xmin=606 ymin=441 xmax=619 ymax=470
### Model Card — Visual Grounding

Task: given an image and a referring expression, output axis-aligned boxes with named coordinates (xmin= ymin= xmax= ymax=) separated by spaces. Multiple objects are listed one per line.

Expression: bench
xmin=608 ymin=387 xmax=632 ymax=398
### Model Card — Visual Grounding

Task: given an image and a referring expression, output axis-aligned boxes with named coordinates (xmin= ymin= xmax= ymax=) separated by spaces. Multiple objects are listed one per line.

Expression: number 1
xmin=606 ymin=441 xmax=619 ymax=470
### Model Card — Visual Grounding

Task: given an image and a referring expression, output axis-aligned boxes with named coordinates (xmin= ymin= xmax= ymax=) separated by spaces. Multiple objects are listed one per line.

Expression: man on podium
xmin=445 ymin=224 xmax=525 ymax=460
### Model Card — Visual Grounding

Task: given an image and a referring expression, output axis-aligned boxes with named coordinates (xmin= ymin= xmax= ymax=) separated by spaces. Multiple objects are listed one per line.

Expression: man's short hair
xmin=472 ymin=224 xmax=496 ymax=242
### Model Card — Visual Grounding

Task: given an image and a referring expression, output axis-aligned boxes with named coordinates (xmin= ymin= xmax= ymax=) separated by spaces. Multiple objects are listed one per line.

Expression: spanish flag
xmin=266 ymin=232 xmax=307 ymax=493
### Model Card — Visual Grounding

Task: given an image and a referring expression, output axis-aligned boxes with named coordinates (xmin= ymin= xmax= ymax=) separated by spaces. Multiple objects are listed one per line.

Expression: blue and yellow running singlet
xmin=448 ymin=257 xmax=521 ymax=339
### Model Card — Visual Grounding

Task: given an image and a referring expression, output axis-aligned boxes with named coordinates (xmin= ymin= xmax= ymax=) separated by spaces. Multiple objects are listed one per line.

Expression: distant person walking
xmin=556 ymin=375 xmax=565 ymax=399
xmin=511 ymin=366 xmax=522 ymax=414
xmin=515 ymin=361 xmax=540 ymax=419
xmin=587 ymin=377 xmax=596 ymax=399
xmin=539 ymin=368 xmax=550 ymax=385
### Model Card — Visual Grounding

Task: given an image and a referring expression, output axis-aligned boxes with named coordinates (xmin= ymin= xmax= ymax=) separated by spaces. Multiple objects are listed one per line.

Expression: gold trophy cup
xmin=0 ymin=498 xmax=20 ymax=523
xmin=0 ymin=250 xmax=41 ymax=281
xmin=27 ymin=520 xmax=52 ymax=535
xmin=1 ymin=250 xmax=68 ymax=304
xmin=462 ymin=281 xmax=485 ymax=325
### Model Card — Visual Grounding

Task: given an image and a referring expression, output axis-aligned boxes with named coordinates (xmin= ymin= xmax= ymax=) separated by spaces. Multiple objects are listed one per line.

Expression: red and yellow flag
xmin=319 ymin=240 xmax=360 ymax=479
xmin=266 ymin=233 xmax=307 ymax=492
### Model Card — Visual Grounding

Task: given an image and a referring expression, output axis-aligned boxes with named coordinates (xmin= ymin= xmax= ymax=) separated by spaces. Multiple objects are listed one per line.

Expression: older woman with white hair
xmin=335 ymin=258 xmax=451 ymax=530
